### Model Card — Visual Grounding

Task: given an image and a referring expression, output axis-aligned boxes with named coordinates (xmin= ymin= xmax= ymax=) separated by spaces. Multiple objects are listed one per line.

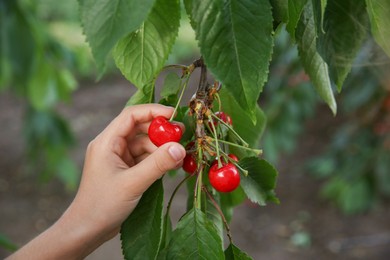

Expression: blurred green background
xmin=1 ymin=0 xmax=390 ymax=259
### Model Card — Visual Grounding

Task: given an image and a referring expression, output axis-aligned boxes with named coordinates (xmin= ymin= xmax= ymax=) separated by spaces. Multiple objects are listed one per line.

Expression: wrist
xmin=54 ymin=202 xmax=116 ymax=259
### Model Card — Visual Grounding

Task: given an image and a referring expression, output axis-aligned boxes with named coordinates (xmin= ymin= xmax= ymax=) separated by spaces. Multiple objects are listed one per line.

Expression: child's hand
xmin=8 ymin=104 xmax=186 ymax=260
xmin=66 ymin=104 xmax=186 ymax=246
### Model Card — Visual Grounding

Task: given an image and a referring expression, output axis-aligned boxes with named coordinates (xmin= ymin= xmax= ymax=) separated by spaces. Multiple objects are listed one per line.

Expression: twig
xmin=202 ymin=185 xmax=233 ymax=243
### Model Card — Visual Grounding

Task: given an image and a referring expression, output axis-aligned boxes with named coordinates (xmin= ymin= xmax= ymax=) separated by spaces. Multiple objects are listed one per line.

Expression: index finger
xmin=102 ymin=104 xmax=174 ymax=139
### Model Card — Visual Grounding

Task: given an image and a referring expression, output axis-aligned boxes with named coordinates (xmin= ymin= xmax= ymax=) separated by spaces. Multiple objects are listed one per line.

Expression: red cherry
xmin=185 ymin=141 xmax=196 ymax=150
xmin=215 ymin=111 xmax=232 ymax=125
xmin=208 ymin=163 xmax=240 ymax=192
xmin=208 ymin=111 xmax=232 ymax=129
xmin=148 ymin=116 xmax=182 ymax=147
xmin=215 ymin=111 xmax=228 ymax=122
xmin=228 ymin=153 xmax=239 ymax=162
xmin=183 ymin=154 xmax=197 ymax=174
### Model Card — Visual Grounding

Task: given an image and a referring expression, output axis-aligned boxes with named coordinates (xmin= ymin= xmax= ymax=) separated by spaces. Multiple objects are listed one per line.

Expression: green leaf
xmin=220 ymin=186 xmax=247 ymax=208
xmin=56 ymin=68 xmax=78 ymax=101
xmin=239 ymin=157 xmax=279 ymax=206
xmin=205 ymin=190 xmax=224 ymax=241
xmin=0 ymin=0 xmax=35 ymax=90
xmin=175 ymin=106 xmax=194 ymax=145
xmin=166 ymin=208 xmax=224 ymax=259
xmin=79 ymin=0 xmax=156 ymax=70
xmin=159 ymin=72 xmax=182 ymax=106
xmin=160 ymin=72 xmax=181 ymax=98
xmin=126 ymin=81 xmax=155 ymax=106
xmin=188 ymin=0 xmax=274 ymax=121
xmin=121 ymin=179 xmax=164 ymax=260
xmin=286 ymin=0 xmax=309 ymax=40
xmin=27 ymin=55 xmax=76 ymax=110
xmin=0 ymin=2 xmax=10 ymax=89
xmin=323 ymin=178 xmax=372 ymax=214
xmin=296 ymin=1 xmax=337 ymax=114
xmin=183 ymin=0 xmax=196 ymax=29
xmin=317 ymin=0 xmax=368 ymax=91
xmin=270 ymin=0 xmax=289 ymax=23
xmin=113 ymin=0 xmax=180 ymax=89
xmin=0 ymin=55 xmax=11 ymax=89
xmin=218 ymin=88 xmax=266 ymax=158
xmin=27 ymin=57 xmax=53 ymax=109
xmin=0 ymin=233 xmax=17 ymax=252
xmin=312 ymin=0 xmax=327 ymax=33
xmin=225 ymin=243 xmax=253 ymax=260
xmin=186 ymin=174 xmax=197 ymax=211
xmin=366 ymin=0 xmax=390 ymax=57
xmin=56 ymin=158 xmax=79 ymax=191
xmin=338 ymin=179 xmax=374 ymax=214
xmin=160 ymin=215 xmax=172 ymax=251
xmin=220 ymin=186 xmax=246 ymax=223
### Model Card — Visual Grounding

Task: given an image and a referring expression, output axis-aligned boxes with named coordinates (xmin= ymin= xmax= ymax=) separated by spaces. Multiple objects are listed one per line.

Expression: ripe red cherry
xmin=208 ymin=163 xmax=240 ymax=192
xmin=215 ymin=111 xmax=232 ymax=126
xmin=185 ymin=141 xmax=196 ymax=151
xmin=148 ymin=116 xmax=182 ymax=147
xmin=228 ymin=153 xmax=239 ymax=162
xmin=208 ymin=111 xmax=232 ymax=129
xmin=183 ymin=154 xmax=197 ymax=174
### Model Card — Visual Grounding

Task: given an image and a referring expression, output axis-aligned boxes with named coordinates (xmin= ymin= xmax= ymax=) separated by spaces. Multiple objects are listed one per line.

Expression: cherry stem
xmin=194 ymin=147 xmax=204 ymax=209
xmin=211 ymin=114 xmax=249 ymax=147
xmin=162 ymin=58 xmax=203 ymax=77
xmin=215 ymin=93 xmax=222 ymax=112
xmin=218 ymin=149 xmax=249 ymax=177
xmin=208 ymin=115 xmax=222 ymax=168
xmin=169 ymin=73 xmax=191 ymax=122
xmin=202 ymin=186 xmax=233 ymax=243
xmin=162 ymin=64 xmax=188 ymax=71
xmin=166 ymin=175 xmax=193 ymax=216
xmin=205 ymin=122 xmax=216 ymax=138
xmin=210 ymin=138 xmax=263 ymax=156
xmin=197 ymin=59 xmax=208 ymax=93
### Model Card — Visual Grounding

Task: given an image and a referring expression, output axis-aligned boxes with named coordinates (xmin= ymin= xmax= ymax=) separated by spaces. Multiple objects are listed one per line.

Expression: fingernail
xmin=168 ymin=145 xmax=185 ymax=161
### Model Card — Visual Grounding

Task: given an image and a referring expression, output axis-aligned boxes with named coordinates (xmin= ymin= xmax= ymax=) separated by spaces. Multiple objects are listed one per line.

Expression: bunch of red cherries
xmin=148 ymin=111 xmax=240 ymax=193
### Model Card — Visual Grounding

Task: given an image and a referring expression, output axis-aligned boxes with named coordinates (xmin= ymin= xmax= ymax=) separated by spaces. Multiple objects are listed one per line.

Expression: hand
xmin=69 ymin=103 xmax=186 ymax=238
xmin=8 ymin=104 xmax=186 ymax=260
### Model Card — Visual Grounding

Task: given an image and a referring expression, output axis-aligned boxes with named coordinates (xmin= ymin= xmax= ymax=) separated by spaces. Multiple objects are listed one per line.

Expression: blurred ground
xmin=1 ymin=77 xmax=390 ymax=259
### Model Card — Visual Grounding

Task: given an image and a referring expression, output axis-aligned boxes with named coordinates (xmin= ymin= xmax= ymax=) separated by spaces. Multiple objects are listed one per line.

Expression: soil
xmin=1 ymin=76 xmax=390 ymax=259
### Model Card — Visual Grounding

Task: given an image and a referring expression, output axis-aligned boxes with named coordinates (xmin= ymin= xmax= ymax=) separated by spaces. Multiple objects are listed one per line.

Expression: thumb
xmin=127 ymin=142 xmax=186 ymax=194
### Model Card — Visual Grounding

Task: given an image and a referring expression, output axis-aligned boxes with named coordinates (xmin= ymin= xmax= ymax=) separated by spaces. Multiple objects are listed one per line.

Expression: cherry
xmin=148 ymin=116 xmax=182 ymax=147
xmin=215 ymin=111 xmax=233 ymax=126
xmin=183 ymin=154 xmax=197 ymax=174
xmin=208 ymin=163 xmax=240 ymax=192
xmin=208 ymin=111 xmax=233 ymax=129
xmin=185 ymin=141 xmax=196 ymax=151
xmin=228 ymin=153 xmax=239 ymax=162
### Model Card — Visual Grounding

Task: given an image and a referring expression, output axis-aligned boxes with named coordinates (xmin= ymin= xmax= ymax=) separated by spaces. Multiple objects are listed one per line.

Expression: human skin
xmin=7 ymin=104 xmax=186 ymax=260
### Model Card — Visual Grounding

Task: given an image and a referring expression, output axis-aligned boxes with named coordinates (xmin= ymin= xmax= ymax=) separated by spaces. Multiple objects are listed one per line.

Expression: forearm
xmin=7 ymin=205 xmax=109 ymax=260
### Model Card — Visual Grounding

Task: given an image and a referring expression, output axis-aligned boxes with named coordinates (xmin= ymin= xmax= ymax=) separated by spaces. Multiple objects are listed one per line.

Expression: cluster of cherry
xmin=148 ymin=111 xmax=240 ymax=193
